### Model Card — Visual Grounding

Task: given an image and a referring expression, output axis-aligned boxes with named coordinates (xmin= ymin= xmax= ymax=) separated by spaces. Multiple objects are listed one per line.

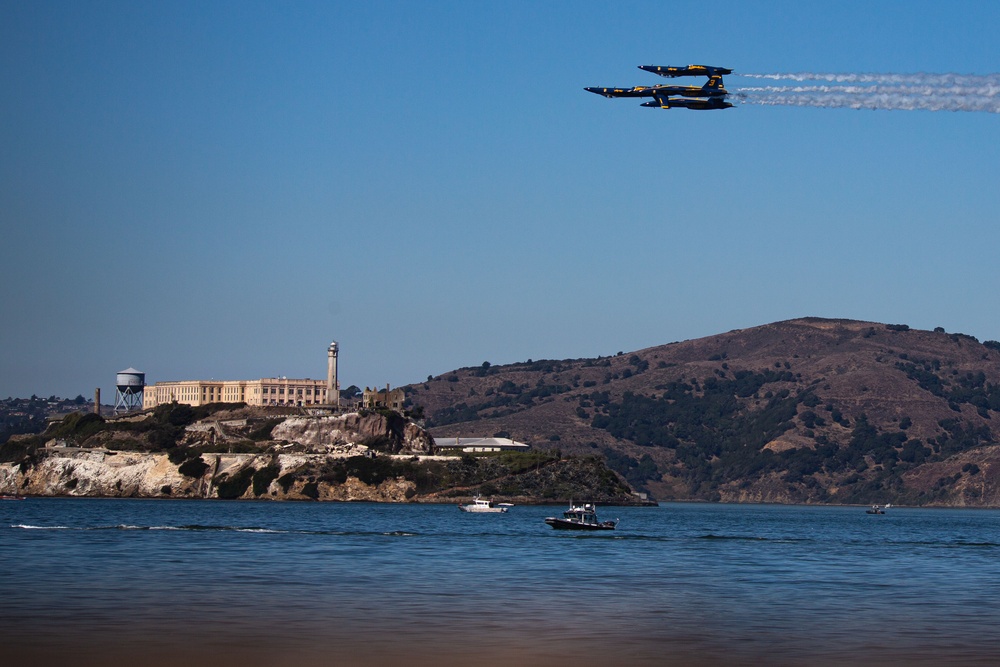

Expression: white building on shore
xmin=433 ymin=437 xmax=531 ymax=453
xmin=143 ymin=377 xmax=330 ymax=409
xmin=142 ymin=341 xmax=344 ymax=409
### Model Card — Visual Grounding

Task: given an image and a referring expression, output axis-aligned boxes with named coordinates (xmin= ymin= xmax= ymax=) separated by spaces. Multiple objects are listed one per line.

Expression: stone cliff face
xmin=270 ymin=412 xmax=432 ymax=454
xmin=0 ymin=410 xmax=432 ymax=501
xmin=0 ymin=448 xmax=640 ymax=504
xmin=0 ymin=450 xmax=418 ymax=501
xmin=3 ymin=450 xmax=190 ymax=498
xmin=0 ymin=410 xmax=639 ymax=503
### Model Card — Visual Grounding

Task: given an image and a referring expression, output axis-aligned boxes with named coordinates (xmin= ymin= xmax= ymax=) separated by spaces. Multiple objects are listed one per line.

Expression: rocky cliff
xmin=0 ymin=449 xmax=420 ymax=501
xmin=270 ymin=412 xmax=433 ymax=454
xmin=0 ymin=448 xmax=639 ymax=504
xmin=0 ymin=408 xmax=639 ymax=504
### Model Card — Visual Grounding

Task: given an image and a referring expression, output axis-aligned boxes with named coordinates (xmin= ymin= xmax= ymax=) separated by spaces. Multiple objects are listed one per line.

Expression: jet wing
xmin=638 ymin=64 xmax=733 ymax=78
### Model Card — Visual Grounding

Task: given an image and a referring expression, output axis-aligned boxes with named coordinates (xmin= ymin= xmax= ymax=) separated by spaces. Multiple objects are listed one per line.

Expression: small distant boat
xmin=458 ymin=497 xmax=509 ymax=513
xmin=544 ymin=502 xmax=618 ymax=530
xmin=866 ymin=504 xmax=890 ymax=515
xmin=1 ymin=494 xmax=26 ymax=500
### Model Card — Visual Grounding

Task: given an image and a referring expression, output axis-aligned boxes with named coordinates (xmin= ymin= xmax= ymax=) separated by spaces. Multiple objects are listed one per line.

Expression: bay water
xmin=3 ymin=498 xmax=1000 ymax=666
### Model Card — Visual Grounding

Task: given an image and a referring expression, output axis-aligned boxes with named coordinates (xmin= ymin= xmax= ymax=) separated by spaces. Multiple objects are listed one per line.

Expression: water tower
xmin=114 ymin=367 xmax=145 ymax=414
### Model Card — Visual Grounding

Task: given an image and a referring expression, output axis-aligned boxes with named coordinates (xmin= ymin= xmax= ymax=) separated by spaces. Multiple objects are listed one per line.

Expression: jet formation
xmin=586 ymin=64 xmax=734 ymax=110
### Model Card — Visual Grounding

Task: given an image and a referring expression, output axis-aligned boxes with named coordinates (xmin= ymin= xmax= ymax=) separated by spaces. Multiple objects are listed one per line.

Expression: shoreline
xmin=10 ymin=494 xmax=1000 ymax=510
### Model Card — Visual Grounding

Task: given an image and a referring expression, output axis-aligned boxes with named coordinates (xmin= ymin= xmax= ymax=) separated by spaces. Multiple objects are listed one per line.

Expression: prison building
xmin=143 ymin=378 xmax=329 ymax=408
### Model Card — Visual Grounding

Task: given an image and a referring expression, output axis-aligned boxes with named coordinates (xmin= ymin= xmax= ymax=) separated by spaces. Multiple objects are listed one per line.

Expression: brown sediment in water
xmin=4 ymin=625 xmax=990 ymax=667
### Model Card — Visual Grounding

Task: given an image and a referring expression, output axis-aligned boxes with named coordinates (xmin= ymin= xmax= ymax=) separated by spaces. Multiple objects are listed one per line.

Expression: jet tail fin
xmin=702 ymin=75 xmax=726 ymax=94
xmin=646 ymin=93 xmax=671 ymax=108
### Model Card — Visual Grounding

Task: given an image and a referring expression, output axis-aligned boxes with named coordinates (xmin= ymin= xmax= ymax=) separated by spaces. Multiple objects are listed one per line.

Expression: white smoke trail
xmin=743 ymin=72 xmax=1000 ymax=87
xmin=740 ymin=85 xmax=1000 ymax=97
xmin=733 ymin=72 xmax=1000 ymax=113
xmin=732 ymin=91 xmax=1000 ymax=113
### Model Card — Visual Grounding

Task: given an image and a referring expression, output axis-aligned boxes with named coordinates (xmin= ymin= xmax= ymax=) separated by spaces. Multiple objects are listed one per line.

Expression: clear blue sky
xmin=2 ymin=0 xmax=999 ymax=401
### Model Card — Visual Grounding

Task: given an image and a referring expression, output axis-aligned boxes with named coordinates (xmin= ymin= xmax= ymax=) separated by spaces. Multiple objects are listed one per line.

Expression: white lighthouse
xmin=327 ymin=341 xmax=340 ymax=408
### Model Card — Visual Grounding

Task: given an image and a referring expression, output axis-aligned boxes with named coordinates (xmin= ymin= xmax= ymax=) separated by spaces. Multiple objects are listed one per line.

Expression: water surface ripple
xmin=3 ymin=499 xmax=1000 ymax=666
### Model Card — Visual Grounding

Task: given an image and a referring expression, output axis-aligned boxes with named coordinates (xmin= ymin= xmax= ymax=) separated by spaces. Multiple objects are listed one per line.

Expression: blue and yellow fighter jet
xmin=585 ymin=64 xmax=733 ymax=111
xmin=640 ymin=96 xmax=733 ymax=110
xmin=637 ymin=64 xmax=733 ymax=78
xmin=585 ymin=75 xmax=727 ymax=100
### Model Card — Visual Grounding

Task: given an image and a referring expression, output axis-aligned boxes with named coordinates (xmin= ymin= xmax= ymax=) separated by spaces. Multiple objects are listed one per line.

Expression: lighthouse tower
xmin=327 ymin=341 xmax=340 ymax=408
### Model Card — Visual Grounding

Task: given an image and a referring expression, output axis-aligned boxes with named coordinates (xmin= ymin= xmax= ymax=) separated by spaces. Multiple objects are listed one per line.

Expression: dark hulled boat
xmin=544 ymin=503 xmax=618 ymax=531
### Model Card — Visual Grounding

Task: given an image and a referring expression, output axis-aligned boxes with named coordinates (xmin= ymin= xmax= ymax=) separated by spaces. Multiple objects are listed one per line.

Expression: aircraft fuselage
xmin=638 ymin=64 xmax=733 ymax=78
xmin=640 ymin=97 xmax=733 ymax=110
xmin=584 ymin=82 xmax=727 ymax=99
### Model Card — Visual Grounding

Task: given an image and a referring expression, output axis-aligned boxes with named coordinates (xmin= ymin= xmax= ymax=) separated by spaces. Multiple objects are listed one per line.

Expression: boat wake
xmin=9 ymin=523 xmax=419 ymax=537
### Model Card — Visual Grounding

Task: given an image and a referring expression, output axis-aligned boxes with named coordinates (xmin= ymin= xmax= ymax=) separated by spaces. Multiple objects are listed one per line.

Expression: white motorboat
xmin=458 ymin=497 xmax=509 ymax=513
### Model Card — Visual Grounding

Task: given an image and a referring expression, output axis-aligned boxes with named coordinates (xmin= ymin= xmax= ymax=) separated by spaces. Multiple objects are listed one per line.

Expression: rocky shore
xmin=0 ymin=406 xmax=644 ymax=504
xmin=1 ymin=449 xmax=422 ymax=501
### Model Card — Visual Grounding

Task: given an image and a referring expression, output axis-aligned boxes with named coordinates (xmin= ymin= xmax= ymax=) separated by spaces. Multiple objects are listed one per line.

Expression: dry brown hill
xmin=404 ymin=318 xmax=1000 ymax=506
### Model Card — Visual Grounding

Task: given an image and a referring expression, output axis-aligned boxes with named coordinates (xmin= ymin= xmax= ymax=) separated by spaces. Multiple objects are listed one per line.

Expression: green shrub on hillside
xmin=252 ymin=462 xmax=281 ymax=495
xmin=47 ymin=412 xmax=106 ymax=443
xmin=0 ymin=435 xmax=45 ymax=464
xmin=214 ymin=467 xmax=254 ymax=499
xmin=247 ymin=418 xmax=284 ymax=441
xmin=277 ymin=472 xmax=298 ymax=492
xmin=589 ymin=372 xmax=806 ymax=489
xmin=178 ymin=456 xmax=210 ymax=478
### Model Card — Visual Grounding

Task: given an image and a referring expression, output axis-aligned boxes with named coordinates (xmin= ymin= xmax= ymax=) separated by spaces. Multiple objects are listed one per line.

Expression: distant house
xmin=433 ymin=437 xmax=531 ymax=454
xmin=362 ymin=386 xmax=405 ymax=411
